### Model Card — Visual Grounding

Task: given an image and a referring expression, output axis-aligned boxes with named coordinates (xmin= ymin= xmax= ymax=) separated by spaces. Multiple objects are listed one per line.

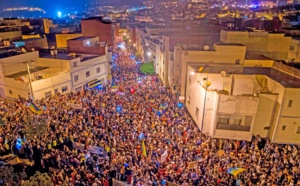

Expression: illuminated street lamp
xmin=147 ymin=52 xmax=152 ymax=56
xmin=190 ymin=71 xmax=195 ymax=75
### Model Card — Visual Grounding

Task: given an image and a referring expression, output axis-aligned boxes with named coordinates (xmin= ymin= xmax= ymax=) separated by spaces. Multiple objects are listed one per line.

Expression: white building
xmin=0 ymin=49 xmax=108 ymax=100
xmin=186 ymin=63 xmax=300 ymax=144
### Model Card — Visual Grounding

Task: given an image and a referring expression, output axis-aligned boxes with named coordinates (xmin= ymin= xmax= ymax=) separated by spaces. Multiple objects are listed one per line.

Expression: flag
xmin=227 ymin=167 xmax=245 ymax=177
xmin=141 ymin=140 xmax=147 ymax=157
xmin=28 ymin=103 xmax=42 ymax=115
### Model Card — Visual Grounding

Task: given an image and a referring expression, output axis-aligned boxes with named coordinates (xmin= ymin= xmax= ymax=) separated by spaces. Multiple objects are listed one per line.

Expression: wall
xmin=178 ymin=45 xmax=246 ymax=96
xmin=0 ymin=31 xmax=22 ymax=41
xmin=0 ymin=52 xmax=39 ymax=76
xmin=81 ymin=19 xmax=113 ymax=46
xmin=252 ymin=93 xmax=279 ymax=138
xmin=32 ymin=72 xmax=71 ymax=99
xmin=2 ymin=77 xmax=30 ymax=99
xmin=56 ymin=33 xmax=82 ymax=48
xmin=220 ymin=30 xmax=291 ymax=60
xmin=24 ymin=38 xmax=48 ymax=50
xmin=244 ymin=59 xmax=274 ymax=67
xmin=272 ymin=88 xmax=300 ymax=144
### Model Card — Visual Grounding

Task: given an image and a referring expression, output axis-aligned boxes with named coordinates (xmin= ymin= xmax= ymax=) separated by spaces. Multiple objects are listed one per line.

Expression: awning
xmin=87 ymin=79 xmax=102 ymax=88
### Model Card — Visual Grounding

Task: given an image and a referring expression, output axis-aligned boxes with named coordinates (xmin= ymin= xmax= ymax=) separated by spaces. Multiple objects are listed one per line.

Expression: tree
xmin=140 ymin=62 xmax=155 ymax=75
xmin=0 ymin=166 xmax=27 ymax=186
xmin=22 ymin=172 xmax=53 ymax=186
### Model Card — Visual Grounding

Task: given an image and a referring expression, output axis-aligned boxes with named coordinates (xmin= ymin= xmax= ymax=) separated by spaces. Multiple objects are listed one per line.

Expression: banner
xmin=116 ymin=92 xmax=125 ymax=96
xmin=161 ymin=150 xmax=168 ymax=163
xmin=67 ymin=103 xmax=82 ymax=110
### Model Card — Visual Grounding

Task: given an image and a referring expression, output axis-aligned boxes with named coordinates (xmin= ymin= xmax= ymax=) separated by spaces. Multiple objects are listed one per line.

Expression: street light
xmin=147 ymin=51 xmax=152 ymax=56
xmin=190 ymin=71 xmax=195 ymax=75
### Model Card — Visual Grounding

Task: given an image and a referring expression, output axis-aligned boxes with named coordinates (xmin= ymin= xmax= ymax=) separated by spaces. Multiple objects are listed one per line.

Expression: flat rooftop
xmin=69 ymin=36 xmax=97 ymax=41
xmin=6 ymin=66 xmax=49 ymax=79
xmin=40 ymin=52 xmax=100 ymax=61
xmin=190 ymin=64 xmax=300 ymax=88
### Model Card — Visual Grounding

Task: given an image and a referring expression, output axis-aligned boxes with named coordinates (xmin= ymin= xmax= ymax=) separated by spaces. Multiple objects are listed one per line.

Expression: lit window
xmin=86 ymin=71 xmax=90 ymax=77
xmin=62 ymin=86 xmax=68 ymax=93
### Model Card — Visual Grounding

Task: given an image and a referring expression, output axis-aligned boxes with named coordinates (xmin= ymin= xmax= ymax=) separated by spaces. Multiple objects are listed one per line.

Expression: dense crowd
xmin=0 ymin=44 xmax=299 ymax=186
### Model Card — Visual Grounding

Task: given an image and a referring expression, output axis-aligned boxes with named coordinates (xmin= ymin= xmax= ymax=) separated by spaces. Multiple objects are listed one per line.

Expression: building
xmin=174 ymin=43 xmax=246 ymax=96
xmin=160 ymin=32 xmax=220 ymax=86
xmin=12 ymin=37 xmax=48 ymax=50
xmin=185 ymin=62 xmax=300 ymax=144
xmin=67 ymin=37 xmax=107 ymax=56
xmin=220 ymin=30 xmax=292 ymax=60
xmin=55 ymin=33 xmax=82 ymax=49
xmin=81 ymin=17 xmax=113 ymax=47
xmin=0 ymin=49 xmax=108 ymax=100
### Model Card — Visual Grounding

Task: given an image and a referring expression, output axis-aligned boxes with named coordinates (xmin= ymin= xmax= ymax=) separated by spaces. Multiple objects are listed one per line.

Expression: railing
xmin=216 ymin=123 xmax=251 ymax=132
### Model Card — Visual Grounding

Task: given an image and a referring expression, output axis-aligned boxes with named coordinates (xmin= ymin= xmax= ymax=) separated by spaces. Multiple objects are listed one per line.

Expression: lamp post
xmin=200 ymin=65 xmax=209 ymax=132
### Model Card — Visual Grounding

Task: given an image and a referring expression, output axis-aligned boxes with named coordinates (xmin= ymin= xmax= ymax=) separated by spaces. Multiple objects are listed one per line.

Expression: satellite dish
xmin=220 ymin=71 xmax=227 ymax=77
xmin=203 ymin=45 xmax=210 ymax=51
xmin=21 ymin=48 xmax=27 ymax=53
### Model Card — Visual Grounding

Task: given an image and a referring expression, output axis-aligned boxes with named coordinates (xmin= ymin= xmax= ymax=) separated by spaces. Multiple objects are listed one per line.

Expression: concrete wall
xmin=177 ymin=44 xmax=246 ymax=96
xmin=272 ymin=88 xmax=300 ymax=144
xmin=56 ymin=33 xmax=82 ymax=48
xmin=220 ymin=30 xmax=291 ymax=60
xmin=0 ymin=31 xmax=22 ymax=41
xmin=24 ymin=38 xmax=48 ymax=50
xmin=31 ymin=72 xmax=71 ymax=99
xmin=81 ymin=19 xmax=113 ymax=46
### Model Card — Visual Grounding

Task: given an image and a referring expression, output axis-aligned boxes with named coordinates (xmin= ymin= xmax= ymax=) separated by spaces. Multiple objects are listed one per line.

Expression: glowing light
xmin=57 ymin=11 xmax=62 ymax=18
xmin=190 ymin=71 xmax=195 ymax=75
xmin=147 ymin=52 xmax=152 ymax=56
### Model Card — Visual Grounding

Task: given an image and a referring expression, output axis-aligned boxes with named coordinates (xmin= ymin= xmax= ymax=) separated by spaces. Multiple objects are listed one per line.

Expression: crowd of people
xmin=0 ymin=43 xmax=299 ymax=186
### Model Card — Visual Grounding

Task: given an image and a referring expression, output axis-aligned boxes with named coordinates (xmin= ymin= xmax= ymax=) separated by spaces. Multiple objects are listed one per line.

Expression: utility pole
xmin=25 ymin=61 xmax=34 ymax=100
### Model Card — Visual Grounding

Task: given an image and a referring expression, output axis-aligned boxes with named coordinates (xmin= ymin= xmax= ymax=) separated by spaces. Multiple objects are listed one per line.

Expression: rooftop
xmin=40 ymin=51 xmax=100 ymax=61
xmin=190 ymin=64 xmax=300 ymax=88
xmin=0 ymin=50 xmax=27 ymax=59
xmin=69 ymin=36 xmax=97 ymax=41
xmin=6 ymin=66 xmax=49 ymax=79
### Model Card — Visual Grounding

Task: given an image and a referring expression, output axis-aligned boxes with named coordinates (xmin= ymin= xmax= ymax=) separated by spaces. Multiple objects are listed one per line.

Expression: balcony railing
xmin=216 ymin=123 xmax=251 ymax=132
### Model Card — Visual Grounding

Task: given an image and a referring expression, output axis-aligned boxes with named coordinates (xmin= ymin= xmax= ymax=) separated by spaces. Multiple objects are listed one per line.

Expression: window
xmin=45 ymin=91 xmax=52 ymax=98
xmin=75 ymin=86 xmax=82 ymax=92
xmin=86 ymin=71 xmax=90 ymax=77
xmin=288 ymin=100 xmax=293 ymax=108
xmin=195 ymin=107 xmax=199 ymax=119
xmin=62 ymin=86 xmax=68 ymax=93
xmin=73 ymin=62 xmax=77 ymax=67
xmin=297 ymin=126 xmax=300 ymax=134
xmin=9 ymin=90 xmax=12 ymax=94
xmin=235 ymin=59 xmax=240 ymax=64
xmin=290 ymin=45 xmax=295 ymax=50
xmin=54 ymin=89 xmax=58 ymax=94
xmin=96 ymin=67 xmax=100 ymax=73
xmin=282 ymin=125 xmax=286 ymax=131
xmin=218 ymin=118 xmax=229 ymax=124
xmin=74 ymin=75 xmax=78 ymax=82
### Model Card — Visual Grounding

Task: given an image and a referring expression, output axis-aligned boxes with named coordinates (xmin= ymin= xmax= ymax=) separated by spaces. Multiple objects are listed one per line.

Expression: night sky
xmin=0 ymin=0 xmax=91 ymax=8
